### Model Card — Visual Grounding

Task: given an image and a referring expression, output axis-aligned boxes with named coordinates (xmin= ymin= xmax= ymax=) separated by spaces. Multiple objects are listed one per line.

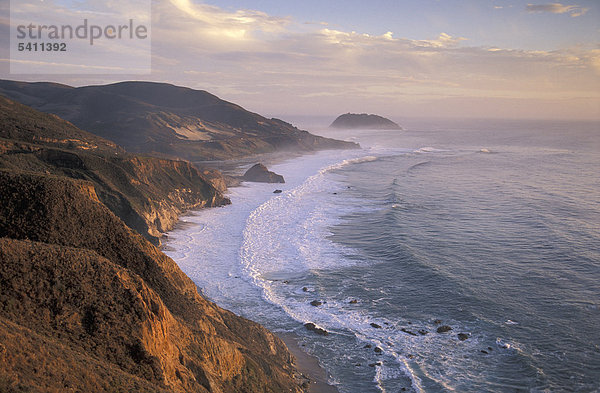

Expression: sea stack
xmin=330 ymin=113 xmax=402 ymax=130
xmin=242 ymin=163 xmax=285 ymax=183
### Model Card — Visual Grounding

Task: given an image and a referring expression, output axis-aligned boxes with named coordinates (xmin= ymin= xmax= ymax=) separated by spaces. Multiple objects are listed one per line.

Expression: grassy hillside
xmin=0 ymin=170 xmax=302 ymax=393
xmin=0 ymin=80 xmax=359 ymax=160
xmin=0 ymin=95 xmax=229 ymax=244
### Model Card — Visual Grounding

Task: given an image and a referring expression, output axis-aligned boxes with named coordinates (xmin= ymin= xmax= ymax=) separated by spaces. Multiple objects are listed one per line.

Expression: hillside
xmin=0 ymin=96 xmax=229 ymax=244
xmin=0 ymin=80 xmax=359 ymax=160
xmin=330 ymin=113 xmax=402 ymax=130
xmin=0 ymin=170 xmax=302 ymax=392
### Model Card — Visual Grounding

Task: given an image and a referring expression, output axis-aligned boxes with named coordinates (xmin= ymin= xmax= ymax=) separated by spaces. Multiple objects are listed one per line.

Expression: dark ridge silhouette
xmin=0 ymin=80 xmax=359 ymax=160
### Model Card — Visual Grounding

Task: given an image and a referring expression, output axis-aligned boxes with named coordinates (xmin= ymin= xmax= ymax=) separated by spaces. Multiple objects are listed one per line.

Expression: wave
xmin=174 ymin=146 xmax=535 ymax=392
xmin=166 ymin=124 xmax=600 ymax=393
xmin=318 ymin=155 xmax=379 ymax=173
xmin=240 ymin=155 xmax=379 ymax=280
xmin=238 ymin=152 xmax=484 ymax=393
xmin=239 ymin=153 xmax=423 ymax=390
xmin=406 ymin=161 xmax=431 ymax=174
xmin=413 ymin=147 xmax=449 ymax=154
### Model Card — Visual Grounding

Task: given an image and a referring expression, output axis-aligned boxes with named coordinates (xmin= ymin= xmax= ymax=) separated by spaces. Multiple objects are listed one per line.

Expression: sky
xmin=1 ymin=0 xmax=599 ymax=120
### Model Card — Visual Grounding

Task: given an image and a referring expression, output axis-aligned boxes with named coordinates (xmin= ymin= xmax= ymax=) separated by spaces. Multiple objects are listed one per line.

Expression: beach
xmin=279 ymin=333 xmax=339 ymax=393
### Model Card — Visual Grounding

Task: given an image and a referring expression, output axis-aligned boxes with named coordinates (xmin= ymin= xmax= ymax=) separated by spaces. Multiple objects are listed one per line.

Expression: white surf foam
xmin=413 ymin=146 xmax=449 ymax=154
xmin=240 ymin=155 xmax=380 ymax=280
xmin=238 ymin=151 xmax=466 ymax=393
xmin=165 ymin=145 xmax=478 ymax=393
xmin=164 ymin=148 xmax=380 ymax=319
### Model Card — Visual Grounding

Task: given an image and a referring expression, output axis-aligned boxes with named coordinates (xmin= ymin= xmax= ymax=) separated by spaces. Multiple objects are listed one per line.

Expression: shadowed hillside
xmin=0 ymin=80 xmax=359 ymax=160
xmin=0 ymin=96 xmax=229 ymax=244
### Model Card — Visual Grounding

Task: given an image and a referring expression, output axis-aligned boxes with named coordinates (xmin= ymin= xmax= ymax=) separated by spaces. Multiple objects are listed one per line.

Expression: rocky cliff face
xmin=113 ymin=155 xmax=231 ymax=239
xmin=0 ymin=96 xmax=229 ymax=245
xmin=0 ymin=80 xmax=359 ymax=160
xmin=0 ymin=170 xmax=302 ymax=393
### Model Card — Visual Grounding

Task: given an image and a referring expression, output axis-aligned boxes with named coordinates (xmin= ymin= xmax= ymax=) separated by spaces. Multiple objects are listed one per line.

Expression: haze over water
xmin=165 ymin=118 xmax=600 ymax=392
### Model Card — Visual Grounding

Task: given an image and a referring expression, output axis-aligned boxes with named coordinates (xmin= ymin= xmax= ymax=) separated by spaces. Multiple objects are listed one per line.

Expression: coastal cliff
xmin=0 ymin=171 xmax=302 ymax=392
xmin=0 ymin=92 xmax=333 ymax=392
xmin=0 ymin=96 xmax=229 ymax=245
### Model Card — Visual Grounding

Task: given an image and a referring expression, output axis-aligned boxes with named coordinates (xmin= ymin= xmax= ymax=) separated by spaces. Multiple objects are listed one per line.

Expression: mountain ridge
xmin=0 ymin=80 xmax=359 ymax=160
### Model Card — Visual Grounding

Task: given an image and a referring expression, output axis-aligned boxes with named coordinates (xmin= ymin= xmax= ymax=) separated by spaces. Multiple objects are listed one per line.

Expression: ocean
xmin=164 ymin=118 xmax=600 ymax=393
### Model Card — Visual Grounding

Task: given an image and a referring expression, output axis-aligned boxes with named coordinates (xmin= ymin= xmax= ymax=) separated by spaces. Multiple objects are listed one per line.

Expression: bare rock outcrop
xmin=242 ymin=163 xmax=285 ymax=183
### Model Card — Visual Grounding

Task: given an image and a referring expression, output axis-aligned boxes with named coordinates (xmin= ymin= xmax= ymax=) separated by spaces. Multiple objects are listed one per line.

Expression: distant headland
xmin=330 ymin=113 xmax=402 ymax=130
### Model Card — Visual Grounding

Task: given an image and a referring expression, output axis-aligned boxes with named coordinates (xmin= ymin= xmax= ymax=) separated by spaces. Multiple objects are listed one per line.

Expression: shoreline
xmin=278 ymin=333 xmax=339 ymax=393
xmin=170 ymin=151 xmax=344 ymax=393
xmin=195 ymin=150 xmax=313 ymax=177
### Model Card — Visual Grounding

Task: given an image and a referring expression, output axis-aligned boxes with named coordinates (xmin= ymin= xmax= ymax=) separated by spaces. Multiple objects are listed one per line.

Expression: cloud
xmin=316 ymin=28 xmax=398 ymax=46
xmin=167 ymin=0 xmax=290 ymax=40
xmin=417 ymin=33 xmax=468 ymax=48
xmin=526 ymin=3 xmax=589 ymax=17
xmin=3 ymin=0 xmax=598 ymax=119
xmin=138 ymin=0 xmax=600 ymax=118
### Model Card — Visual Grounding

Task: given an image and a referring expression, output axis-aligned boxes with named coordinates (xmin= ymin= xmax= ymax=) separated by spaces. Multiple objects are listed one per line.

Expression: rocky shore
xmin=0 ymin=82 xmax=361 ymax=392
xmin=0 ymin=170 xmax=303 ymax=392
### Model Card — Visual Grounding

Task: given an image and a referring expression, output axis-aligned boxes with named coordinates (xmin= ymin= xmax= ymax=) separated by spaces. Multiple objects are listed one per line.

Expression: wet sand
xmin=278 ymin=333 xmax=339 ymax=393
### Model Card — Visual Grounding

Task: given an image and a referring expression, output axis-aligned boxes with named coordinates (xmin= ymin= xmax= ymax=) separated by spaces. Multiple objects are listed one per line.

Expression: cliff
xmin=0 ymin=80 xmax=359 ymax=160
xmin=330 ymin=113 xmax=402 ymax=130
xmin=0 ymin=170 xmax=302 ymax=392
xmin=0 ymin=96 xmax=229 ymax=245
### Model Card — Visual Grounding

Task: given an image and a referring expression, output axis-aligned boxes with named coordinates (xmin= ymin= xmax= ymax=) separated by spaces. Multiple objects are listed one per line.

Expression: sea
xmin=164 ymin=118 xmax=600 ymax=393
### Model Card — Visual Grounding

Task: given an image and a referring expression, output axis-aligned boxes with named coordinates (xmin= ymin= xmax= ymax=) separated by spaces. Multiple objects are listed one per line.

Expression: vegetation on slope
xmin=0 ymin=170 xmax=302 ymax=393
xmin=0 ymin=80 xmax=359 ymax=160
xmin=0 ymin=95 xmax=229 ymax=244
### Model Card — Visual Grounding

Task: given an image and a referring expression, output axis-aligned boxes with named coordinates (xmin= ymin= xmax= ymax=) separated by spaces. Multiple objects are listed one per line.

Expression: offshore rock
xmin=242 ymin=163 xmax=285 ymax=183
xmin=304 ymin=323 xmax=329 ymax=336
xmin=330 ymin=113 xmax=402 ymax=130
